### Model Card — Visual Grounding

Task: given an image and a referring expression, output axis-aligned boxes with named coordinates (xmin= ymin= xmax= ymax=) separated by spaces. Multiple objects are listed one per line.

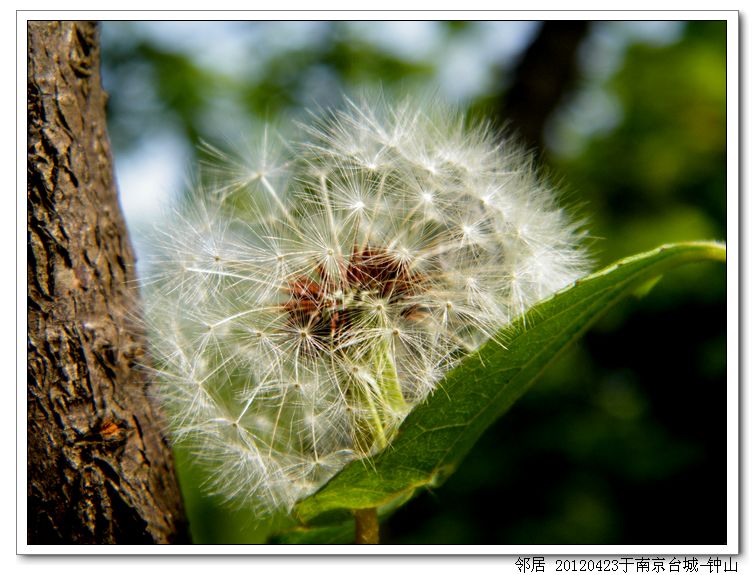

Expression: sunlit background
xmin=101 ymin=20 xmax=727 ymax=544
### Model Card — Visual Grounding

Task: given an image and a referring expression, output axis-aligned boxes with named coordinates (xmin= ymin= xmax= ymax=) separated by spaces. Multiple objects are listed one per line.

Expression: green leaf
xmin=289 ymin=241 xmax=726 ymax=528
xmin=631 ymin=274 xmax=664 ymax=298
xmin=272 ymin=487 xmax=414 ymax=544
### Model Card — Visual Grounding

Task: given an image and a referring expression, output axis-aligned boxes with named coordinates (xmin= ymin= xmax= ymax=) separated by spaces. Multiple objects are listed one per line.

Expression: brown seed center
xmin=283 ymin=245 xmax=424 ymax=345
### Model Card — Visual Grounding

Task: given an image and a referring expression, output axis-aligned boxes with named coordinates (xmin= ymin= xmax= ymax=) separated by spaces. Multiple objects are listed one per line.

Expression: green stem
xmin=354 ymin=507 xmax=379 ymax=544
xmin=352 ymin=336 xmax=409 ymax=453
xmin=360 ymin=386 xmax=389 ymax=450
xmin=373 ymin=336 xmax=407 ymax=416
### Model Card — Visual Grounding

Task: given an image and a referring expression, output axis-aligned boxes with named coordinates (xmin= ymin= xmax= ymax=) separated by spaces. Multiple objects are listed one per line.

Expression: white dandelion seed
xmin=142 ymin=95 xmax=590 ymax=515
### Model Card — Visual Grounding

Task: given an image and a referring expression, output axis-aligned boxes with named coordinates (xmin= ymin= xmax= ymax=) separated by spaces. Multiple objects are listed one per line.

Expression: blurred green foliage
xmin=558 ymin=21 xmax=725 ymax=265
xmin=101 ymin=20 xmax=727 ymax=545
xmin=102 ymin=22 xmax=440 ymax=153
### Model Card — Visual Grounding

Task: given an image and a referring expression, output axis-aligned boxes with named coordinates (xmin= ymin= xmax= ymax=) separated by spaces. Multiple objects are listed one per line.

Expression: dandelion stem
xmin=356 ymin=337 xmax=408 ymax=451
xmin=373 ymin=337 xmax=407 ymax=417
xmin=354 ymin=507 xmax=379 ymax=544
xmin=360 ymin=386 xmax=389 ymax=450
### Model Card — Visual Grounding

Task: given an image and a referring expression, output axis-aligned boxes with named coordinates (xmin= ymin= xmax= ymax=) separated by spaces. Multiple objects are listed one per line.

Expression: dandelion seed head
xmin=143 ymin=95 xmax=590 ymax=515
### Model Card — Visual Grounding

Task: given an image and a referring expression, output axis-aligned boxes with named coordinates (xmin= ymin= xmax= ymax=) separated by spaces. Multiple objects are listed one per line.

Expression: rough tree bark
xmin=27 ymin=21 xmax=189 ymax=544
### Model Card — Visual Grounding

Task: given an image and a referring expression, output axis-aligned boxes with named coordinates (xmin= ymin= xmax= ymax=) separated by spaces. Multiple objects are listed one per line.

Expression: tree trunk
xmin=501 ymin=21 xmax=590 ymax=153
xmin=27 ymin=21 xmax=189 ymax=544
